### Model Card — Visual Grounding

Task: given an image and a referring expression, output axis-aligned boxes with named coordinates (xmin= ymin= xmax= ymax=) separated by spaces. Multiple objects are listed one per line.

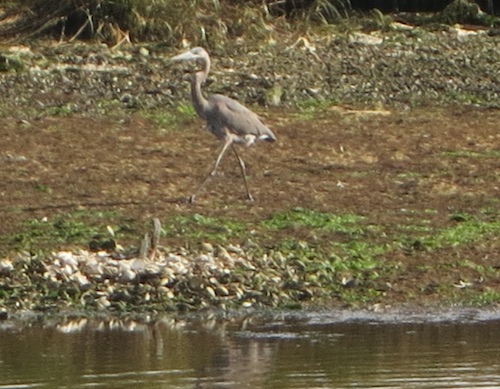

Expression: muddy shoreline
xmin=1 ymin=24 xmax=499 ymax=315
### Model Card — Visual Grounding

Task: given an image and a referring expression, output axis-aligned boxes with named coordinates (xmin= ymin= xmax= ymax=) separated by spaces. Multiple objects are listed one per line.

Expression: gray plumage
xmin=172 ymin=47 xmax=276 ymax=202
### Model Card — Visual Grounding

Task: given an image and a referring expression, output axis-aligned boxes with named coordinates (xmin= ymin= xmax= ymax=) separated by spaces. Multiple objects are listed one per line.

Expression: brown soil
xmin=0 ymin=101 xmax=499 ymax=307
xmin=1 ymin=104 xmax=498 ymax=238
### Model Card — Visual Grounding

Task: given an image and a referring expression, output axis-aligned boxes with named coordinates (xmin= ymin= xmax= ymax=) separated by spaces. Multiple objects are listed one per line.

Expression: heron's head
xmin=172 ymin=47 xmax=210 ymax=82
xmin=171 ymin=47 xmax=209 ymax=64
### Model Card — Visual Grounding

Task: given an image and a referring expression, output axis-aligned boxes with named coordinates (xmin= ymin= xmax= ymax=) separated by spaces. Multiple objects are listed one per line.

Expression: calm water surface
xmin=1 ymin=310 xmax=500 ymax=389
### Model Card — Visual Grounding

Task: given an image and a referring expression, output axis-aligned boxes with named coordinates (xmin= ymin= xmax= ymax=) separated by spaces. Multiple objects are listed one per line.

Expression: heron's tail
xmin=259 ymin=129 xmax=276 ymax=143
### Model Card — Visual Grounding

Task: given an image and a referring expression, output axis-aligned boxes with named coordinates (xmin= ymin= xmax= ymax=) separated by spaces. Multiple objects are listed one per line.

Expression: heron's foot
xmin=188 ymin=194 xmax=197 ymax=203
xmin=247 ymin=194 xmax=254 ymax=202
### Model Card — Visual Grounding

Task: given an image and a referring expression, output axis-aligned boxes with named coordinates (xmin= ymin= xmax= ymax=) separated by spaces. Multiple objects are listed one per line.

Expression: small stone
xmin=201 ymin=242 xmax=214 ymax=252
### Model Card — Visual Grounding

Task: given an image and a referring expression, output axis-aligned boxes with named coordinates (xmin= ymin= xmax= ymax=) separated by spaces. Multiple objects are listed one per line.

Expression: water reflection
xmin=0 ymin=310 xmax=500 ymax=388
xmin=255 ymin=319 xmax=500 ymax=389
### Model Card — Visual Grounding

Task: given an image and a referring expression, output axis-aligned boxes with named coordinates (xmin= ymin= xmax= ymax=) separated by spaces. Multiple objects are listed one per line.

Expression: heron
xmin=171 ymin=47 xmax=276 ymax=203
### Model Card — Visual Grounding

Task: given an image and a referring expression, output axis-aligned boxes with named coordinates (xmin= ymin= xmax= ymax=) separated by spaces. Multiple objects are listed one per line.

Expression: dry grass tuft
xmin=0 ymin=0 xmax=353 ymax=45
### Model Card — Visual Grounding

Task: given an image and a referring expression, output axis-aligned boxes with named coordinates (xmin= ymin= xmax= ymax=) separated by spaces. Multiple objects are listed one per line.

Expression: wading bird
xmin=171 ymin=47 xmax=276 ymax=202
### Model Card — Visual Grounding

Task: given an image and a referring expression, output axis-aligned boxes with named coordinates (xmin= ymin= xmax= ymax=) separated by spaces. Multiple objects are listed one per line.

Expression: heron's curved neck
xmin=191 ymin=72 xmax=209 ymax=119
xmin=190 ymin=58 xmax=211 ymax=119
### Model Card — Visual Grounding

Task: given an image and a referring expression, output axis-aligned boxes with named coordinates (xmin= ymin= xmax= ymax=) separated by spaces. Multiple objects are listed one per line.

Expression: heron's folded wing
xmin=211 ymin=95 xmax=276 ymax=141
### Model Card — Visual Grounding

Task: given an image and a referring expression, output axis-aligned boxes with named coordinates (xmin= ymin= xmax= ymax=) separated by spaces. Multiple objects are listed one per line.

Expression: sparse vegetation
xmin=1 ymin=0 xmax=497 ymax=46
xmin=1 ymin=1 xmax=500 ymax=314
xmin=1 ymin=203 xmax=499 ymax=311
xmin=0 ymin=0 xmax=351 ymax=45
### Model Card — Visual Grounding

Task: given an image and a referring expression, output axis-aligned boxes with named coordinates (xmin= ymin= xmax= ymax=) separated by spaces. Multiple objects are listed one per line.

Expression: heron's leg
xmin=189 ymin=140 xmax=232 ymax=203
xmin=231 ymin=145 xmax=254 ymax=201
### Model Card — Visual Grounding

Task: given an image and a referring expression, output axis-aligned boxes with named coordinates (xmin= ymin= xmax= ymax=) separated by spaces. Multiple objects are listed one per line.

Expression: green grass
xmin=262 ymin=207 xmax=364 ymax=234
xmin=422 ymin=217 xmax=500 ymax=250
xmin=5 ymin=207 xmax=498 ymax=263
xmin=142 ymin=104 xmax=197 ymax=130
xmin=396 ymin=212 xmax=500 ymax=256
xmin=441 ymin=150 xmax=500 ymax=159
xmin=447 ymin=92 xmax=489 ymax=106
xmin=397 ymin=172 xmax=422 ymax=179
xmin=165 ymin=214 xmax=247 ymax=242
xmin=469 ymin=291 xmax=500 ymax=306
xmin=43 ymin=103 xmax=81 ymax=117
xmin=333 ymin=241 xmax=387 ymax=269
xmin=294 ymin=98 xmax=340 ymax=120
xmin=2 ymin=210 xmax=127 ymax=253
xmin=0 ymin=54 xmax=24 ymax=72
xmin=9 ymin=217 xmax=99 ymax=252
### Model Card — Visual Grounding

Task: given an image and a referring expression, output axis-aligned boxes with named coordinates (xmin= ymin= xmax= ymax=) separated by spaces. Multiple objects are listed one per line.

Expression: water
xmin=1 ymin=310 xmax=500 ymax=389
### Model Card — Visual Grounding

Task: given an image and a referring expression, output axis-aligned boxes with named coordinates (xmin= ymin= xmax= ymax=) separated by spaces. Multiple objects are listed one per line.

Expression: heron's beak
xmin=171 ymin=51 xmax=197 ymax=62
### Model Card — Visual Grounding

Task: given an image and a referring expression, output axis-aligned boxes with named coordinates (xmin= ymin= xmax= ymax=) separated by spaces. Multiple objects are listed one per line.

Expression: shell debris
xmin=0 ymin=218 xmax=340 ymax=312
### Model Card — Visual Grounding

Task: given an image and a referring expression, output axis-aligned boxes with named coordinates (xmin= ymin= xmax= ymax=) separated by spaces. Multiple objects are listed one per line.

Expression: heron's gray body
xmin=205 ymin=94 xmax=275 ymax=144
xmin=172 ymin=47 xmax=276 ymax=202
